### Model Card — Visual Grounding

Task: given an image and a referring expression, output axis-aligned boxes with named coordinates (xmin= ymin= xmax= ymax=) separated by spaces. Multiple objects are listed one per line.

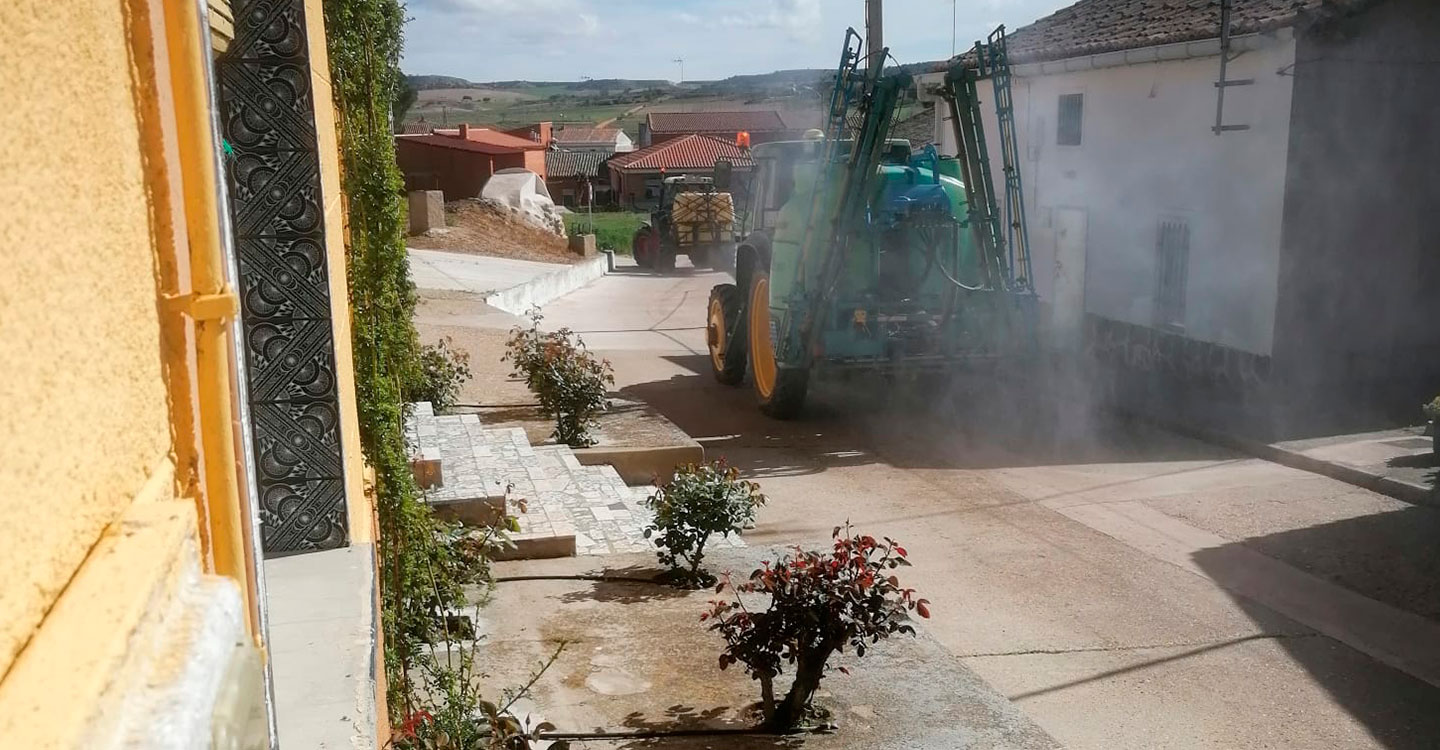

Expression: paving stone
xmin=404 ymin=403 xmax=750 ymax=559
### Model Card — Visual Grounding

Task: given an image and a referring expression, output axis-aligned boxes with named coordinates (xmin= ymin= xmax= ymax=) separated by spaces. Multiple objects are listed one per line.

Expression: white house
xmin=939 ymin=0 xmax=1440 ymax=438
xmin=550 ymin=126 xmax=634 ymax=154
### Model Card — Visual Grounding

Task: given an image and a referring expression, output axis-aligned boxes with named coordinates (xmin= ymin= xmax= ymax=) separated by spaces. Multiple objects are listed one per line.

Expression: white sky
xmin=401 ymin=0 xmax=1074 ymax=82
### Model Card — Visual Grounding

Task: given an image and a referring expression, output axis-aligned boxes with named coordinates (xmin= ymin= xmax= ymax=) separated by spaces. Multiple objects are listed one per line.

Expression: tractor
xmin=631 ymin=175 xmax=738 ymax=272
xmin=704 ymin=26 xmax=1038 ymax=418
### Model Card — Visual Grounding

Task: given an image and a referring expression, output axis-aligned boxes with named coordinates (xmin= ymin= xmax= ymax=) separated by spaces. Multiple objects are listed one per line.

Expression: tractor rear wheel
xmin=632 ymin=225 xmax=660 ymax=268
xmin=706 ymin=284 xmax=747 ymax=385
xmin=747 ymin=271 xmax=808 ymax=419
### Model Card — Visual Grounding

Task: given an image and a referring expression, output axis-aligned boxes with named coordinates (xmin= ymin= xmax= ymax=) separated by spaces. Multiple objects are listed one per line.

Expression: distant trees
xmin=392 ymin=77 xmax=418 ymax=132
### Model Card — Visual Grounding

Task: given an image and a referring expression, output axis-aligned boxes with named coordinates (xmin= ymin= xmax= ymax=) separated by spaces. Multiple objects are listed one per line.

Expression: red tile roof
xmin=552 ymin=127 xmax=622 ymax=145
xmin=646 ymin=110 xmax=789 ymax=135
xmin=608 ymin=134 xmax=754 ymax=173
xmin=545 ymin=149 xmax=608 ymax=179
xmin=983 ymin=0 xmax=1376 ymax=65
xmin=395 ymin=134 xmax=519 ymax=155
xmin=430 ymin=127 xmax=544 ymax=150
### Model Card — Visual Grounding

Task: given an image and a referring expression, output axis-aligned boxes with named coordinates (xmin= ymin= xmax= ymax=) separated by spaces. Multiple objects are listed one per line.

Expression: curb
xmin=1138 ymin=414 xmax=1438 ymax=509
xmin=485 ymin=254 xmax=607 ymax=315
xmin=573 ymin=443 xmax=705 ymax=486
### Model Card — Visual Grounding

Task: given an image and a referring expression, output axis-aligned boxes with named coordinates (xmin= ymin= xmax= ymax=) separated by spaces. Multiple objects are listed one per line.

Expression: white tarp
xmin=482 ymin=168 xmax=565 ymax=235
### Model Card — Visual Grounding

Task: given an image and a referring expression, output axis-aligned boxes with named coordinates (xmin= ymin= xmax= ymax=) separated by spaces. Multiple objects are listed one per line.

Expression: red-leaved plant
xmin=703 ymin=524 xmax=930 ymax=730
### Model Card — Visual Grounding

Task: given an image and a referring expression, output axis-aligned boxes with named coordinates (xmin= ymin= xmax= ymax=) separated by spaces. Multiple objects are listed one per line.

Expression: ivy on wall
xmin=321 ymin=0 xmax=444 ymax=717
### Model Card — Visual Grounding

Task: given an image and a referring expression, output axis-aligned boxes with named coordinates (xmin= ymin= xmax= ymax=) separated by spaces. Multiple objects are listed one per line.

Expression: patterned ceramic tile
xmin=219 ymin=0 xmax=348 ymax=555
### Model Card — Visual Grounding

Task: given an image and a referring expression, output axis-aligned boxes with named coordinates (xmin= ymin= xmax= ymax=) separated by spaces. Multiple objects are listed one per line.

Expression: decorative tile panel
xmin=218 ymin=0 xmax=348 ymax=555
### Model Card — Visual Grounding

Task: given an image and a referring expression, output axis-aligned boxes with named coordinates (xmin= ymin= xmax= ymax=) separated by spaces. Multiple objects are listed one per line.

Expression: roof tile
xmin=545 ymin=149 xmax=607 ymax=179
xmin=609 ymin=134 xmax=754 ymax=172
xmin=981 ymin=0 xmax=1374 ymax=64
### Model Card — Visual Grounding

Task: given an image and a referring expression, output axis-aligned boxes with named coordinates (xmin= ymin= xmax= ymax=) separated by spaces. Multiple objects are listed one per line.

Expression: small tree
xmin=503 ymin=309 xmax=614 ymax=447
xmin=643 ymin=460 xmax=765 ymax=586
xmin=704 ymin=526 xmax=930 ymax=731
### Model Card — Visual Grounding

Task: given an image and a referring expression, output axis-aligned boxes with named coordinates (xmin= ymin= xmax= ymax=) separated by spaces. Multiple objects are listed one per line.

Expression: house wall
xmin=396 ymin=140 xmax=496 ymax=199
xmin=546 ymin=176 xmax=610 ymax=207
xmin=0 ymin=0 xmax=270 ymax=745
xmin=396 ymin=142 xmax=545 ymax=200
xmin=1274 ymin=0 xmax=1440 ymax=430
xmin=521 ymin=148 xmax=547 ymax=179
xmin=958 ymin=33 xmax=1298 ymax=358
xmin=612 ymin=170 xmax=672 ymax=210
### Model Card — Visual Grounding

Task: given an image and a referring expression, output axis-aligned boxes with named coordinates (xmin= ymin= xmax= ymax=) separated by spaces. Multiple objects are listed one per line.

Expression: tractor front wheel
xmin=707 ymin=284 xmax=747 ymax=385
xmin=632 ymin=225 xmax=660 ymax=269
xmin=747 ymin=271 xmax=808 ymax=419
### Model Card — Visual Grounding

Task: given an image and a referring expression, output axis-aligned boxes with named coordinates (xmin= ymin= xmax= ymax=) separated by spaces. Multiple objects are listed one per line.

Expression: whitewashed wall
xmin=938 ymin=32 xmax=1298 ymax=355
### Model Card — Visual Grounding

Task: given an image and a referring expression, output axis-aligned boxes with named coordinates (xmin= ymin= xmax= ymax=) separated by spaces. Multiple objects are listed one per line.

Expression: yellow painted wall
xmin=304 ymin=0 xmax=371 ymax=544
xmin=0 ymin=0 xmax=175 ymax=678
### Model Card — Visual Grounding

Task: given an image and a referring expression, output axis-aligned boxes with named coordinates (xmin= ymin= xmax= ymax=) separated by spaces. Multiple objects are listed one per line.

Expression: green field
xmin=564 ymin=211 xmax=648 ymax=253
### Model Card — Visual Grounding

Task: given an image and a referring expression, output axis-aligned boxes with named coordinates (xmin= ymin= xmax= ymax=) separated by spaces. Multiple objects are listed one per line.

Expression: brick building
xmin=544 ymin=149 xmax=609 ymax=207
xmin=395 ymin=124 xmax=547 ymax=199
xmin=607 ymin=134 xmax=754 ymax=210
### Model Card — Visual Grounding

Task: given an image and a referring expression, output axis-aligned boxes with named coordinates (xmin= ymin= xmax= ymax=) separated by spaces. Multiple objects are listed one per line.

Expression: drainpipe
xmin=163 ymin=0 xmax=278 ymax=743
xmin=162 ymin=0 xmax=254 ymax=632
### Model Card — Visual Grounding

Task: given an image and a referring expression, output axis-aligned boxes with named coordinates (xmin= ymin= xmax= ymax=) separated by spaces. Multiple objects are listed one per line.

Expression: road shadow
xmin=612 ymin=704 xmax=805 ymax=750
xmin=1192 ymin=508 xmax=1440 ymax=748
xmin=553 ymin=566 xmax=693 ymax=606
xmin=619 ymin=354 xmax=1236 ymax=476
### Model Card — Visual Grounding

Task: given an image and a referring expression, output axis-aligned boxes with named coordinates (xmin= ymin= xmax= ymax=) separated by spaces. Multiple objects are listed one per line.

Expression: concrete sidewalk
xmin=408 ymin=248 xmax=606 ymax=314
xmin=1205 ymin=425 xmax=1438 ymax=508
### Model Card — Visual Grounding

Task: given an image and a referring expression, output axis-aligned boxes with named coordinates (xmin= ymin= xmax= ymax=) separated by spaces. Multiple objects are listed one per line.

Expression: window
xmin=1057 ymin=93 xmax=1083 ymax=146
xmin=1154 ymin=219 xmax=1190 ymax=330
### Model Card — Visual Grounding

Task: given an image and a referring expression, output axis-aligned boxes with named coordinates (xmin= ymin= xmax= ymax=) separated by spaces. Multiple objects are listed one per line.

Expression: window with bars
xmin=1057 ymin=93 xmax=1084 ymax=146
xmin=1155 ymin=219 xmax=1190 ymax=330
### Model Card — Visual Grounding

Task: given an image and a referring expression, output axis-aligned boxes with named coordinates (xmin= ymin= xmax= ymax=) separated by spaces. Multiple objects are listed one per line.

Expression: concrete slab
xmin=967 ymin=635 xmax=1440 ymax=750
xmin=265 ymin=545 xmax=379 ymax=750
xmin=475 ymin=549 xmax=1059 ymax=750
xmin=409 ymin=248 xmax=560 ymax=295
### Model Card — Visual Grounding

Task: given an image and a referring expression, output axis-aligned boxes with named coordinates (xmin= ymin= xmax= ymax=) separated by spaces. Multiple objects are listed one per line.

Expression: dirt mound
xmin=409 ymin=199 xmax=577 ymax=264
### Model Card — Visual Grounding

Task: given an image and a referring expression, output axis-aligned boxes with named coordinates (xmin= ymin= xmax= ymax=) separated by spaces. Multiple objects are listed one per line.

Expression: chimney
xmin=458 ymin=123 xmax=470 ymax=139
xmin=538 ymin=122 xmax=552 ymax=146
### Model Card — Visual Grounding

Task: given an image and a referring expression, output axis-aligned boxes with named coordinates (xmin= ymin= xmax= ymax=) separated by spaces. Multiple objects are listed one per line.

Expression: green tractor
xmin=631 ymin=175 xmax=738 ymax=272
xmin=705 ymin=27 xmax=1038 ymax=418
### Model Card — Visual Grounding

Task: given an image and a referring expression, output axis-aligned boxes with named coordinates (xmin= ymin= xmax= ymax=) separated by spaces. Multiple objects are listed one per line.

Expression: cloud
xmin=718 ymin=0 xmax=822 ymax=37
xmin=410 ymin=0 xmax=602 ymax=45
xmin=402 ymin=0 xmax=1076 ymax=81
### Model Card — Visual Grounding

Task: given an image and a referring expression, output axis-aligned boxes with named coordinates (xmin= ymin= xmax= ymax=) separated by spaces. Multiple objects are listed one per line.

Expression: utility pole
xmin=866 ymin=0 xmax=883 ymax=60
xmin=673 ymin=57 xmax=685 ymax=84
xmin=952 ymin=0 xmax=957 ymax=58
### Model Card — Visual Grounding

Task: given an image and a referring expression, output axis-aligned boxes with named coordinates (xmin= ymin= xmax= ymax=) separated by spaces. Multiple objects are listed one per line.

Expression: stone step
xmin=404 ymin=403 xmax=748 ymax=560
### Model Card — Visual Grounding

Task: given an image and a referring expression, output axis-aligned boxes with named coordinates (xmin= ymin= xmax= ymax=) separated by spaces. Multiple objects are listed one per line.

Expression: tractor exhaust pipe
xmin=866 ymin=0 xmax=883 ymax=61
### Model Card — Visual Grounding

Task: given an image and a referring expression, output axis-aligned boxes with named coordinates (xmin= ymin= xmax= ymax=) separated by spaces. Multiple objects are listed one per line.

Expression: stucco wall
xmin=1273 ymin=0 xmax=1440 ymax=426
xmin=0 ymin=0 xmax=173 ymax=676
xmin=956 ymin=34 xmax=1297 ymax=356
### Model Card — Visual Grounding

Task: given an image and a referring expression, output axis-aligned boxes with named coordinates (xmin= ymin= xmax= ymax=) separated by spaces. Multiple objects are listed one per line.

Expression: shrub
xmin=404 ymin=336 xmax=472 ymax=412
xmin=394 ymin=635 xmax=568 ymax=750
xmin=503 ymin=309 xmax=614 ymax=447
xmin=704 ymin=525 xmax=930 ymax=731
xmin=644 ymin=460 xmax=765 ymax=586
xmin=1424 ymin=396 xmax=1440 ymax=421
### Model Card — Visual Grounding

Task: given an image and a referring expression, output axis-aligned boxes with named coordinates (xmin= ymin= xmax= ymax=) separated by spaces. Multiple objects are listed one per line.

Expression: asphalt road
xmin=433 ymin=256 xmax=1440 ymax=749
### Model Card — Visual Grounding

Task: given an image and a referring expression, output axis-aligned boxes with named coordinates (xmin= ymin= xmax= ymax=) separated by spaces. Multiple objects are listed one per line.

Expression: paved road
xmin=524 ymin=260 xmax=1440 ymax=749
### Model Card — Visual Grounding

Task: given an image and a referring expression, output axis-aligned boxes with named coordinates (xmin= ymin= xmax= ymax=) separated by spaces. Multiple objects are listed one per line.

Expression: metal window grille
xmin=1057 ymin=93 xmax=1083 ymax=146
xmin=1155 ymin=219 xmax=1190 ymax=330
